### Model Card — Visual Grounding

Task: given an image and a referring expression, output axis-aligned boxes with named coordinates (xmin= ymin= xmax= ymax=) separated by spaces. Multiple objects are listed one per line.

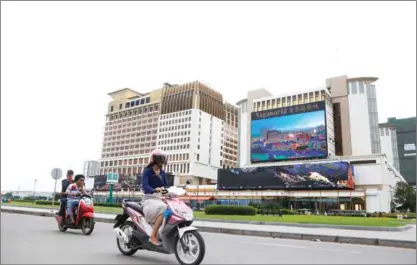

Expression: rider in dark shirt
xmin=57 ymin=170 xmax=74 ymax=216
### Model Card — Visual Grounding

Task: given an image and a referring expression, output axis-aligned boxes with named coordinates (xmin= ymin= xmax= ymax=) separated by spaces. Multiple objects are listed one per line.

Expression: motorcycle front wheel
xmin=174 ymin=230 xmax=205 ymax=265
xmin=81 ymin=218 xmax=95 ymax=235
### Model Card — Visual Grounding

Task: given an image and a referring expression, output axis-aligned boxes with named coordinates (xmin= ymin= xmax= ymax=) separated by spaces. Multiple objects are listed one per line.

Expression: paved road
xmin=1 ymin=213 xmax=415 ymax=264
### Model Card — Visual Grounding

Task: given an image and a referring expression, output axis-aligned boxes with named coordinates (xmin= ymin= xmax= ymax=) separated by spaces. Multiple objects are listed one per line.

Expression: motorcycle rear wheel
xmin=116 ymin=221 xmax=139 ymax=256
xmin=175 ymin=230 xmax=205 ymax=265
xmin=58 ymin=222 xmax=67 ymax=232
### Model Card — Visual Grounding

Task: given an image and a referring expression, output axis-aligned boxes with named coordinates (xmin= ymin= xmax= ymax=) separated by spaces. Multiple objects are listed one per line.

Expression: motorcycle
xmin=55 ymin=194 xmax=95 ymax=235
xmin=113 ymin=186 xmax=206 ymax=265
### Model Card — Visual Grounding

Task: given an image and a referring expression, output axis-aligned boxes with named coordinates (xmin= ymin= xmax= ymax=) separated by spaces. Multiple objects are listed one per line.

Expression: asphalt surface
xmin=1 ymin=213 xmax=416 ymax=264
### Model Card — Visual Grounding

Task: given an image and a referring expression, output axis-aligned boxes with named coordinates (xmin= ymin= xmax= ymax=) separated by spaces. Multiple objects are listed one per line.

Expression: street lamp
xmin=33 ymin=179 xmax=37 ymax=197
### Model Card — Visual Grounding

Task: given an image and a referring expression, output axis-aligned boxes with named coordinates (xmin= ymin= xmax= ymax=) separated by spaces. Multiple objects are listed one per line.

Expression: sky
xmin=1 ymin=1 xmax=416 ymax=192
xmin=251 ymin=110 xmax=325 ymax=136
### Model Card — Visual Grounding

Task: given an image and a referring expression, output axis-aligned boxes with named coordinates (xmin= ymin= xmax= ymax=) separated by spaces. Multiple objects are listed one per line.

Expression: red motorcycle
xmin=55 ymin=194 xmax=95 ymax=235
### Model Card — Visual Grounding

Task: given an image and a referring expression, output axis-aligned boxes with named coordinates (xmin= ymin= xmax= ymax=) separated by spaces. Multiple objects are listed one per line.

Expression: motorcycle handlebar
xmin=152 ymin=187 xmax=168 ymax=195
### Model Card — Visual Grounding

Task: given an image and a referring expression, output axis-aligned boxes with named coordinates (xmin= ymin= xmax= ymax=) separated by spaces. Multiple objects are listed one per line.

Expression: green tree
xmin=4 ymin=192 xmax=13 ymax=199
xmin=393 ymin=182 xmax=416 ymax=212
xmin=125 ymin=175 xmax=136 ymax=188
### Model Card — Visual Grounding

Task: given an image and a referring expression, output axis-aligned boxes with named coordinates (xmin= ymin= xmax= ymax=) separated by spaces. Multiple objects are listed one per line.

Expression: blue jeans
xmin=66 ymin=199 xmax=79 ymax=217
xmin=58 ymin=198 xmax=67 ymax=216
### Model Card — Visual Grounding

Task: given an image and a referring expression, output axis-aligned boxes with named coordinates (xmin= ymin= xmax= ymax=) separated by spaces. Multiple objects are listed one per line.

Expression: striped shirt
xmin=66 ymin=183 xmax=82 ymax=200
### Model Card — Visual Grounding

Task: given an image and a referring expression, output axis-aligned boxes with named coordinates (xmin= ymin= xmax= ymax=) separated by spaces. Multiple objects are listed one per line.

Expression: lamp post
xmin=33 ymin=179 xmax=37 ymax=197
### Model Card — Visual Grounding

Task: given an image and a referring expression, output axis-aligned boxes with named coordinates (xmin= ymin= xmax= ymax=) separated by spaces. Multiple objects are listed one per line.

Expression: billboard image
xmin=92 ymin=172 xmax=175 ymax=191
xmin=251 ymin=101 xmax=327 ymax=163
xmin=217 ymin=161 xmax=355 ymax=190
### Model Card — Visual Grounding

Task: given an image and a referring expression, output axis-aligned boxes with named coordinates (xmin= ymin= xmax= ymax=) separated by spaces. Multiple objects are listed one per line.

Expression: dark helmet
xmin=148 ymin=149 xmax=168 ymax=167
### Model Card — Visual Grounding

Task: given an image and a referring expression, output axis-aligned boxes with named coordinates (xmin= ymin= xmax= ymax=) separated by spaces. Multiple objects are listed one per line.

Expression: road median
xmin=2 ymin=206 xmax=415 ymax=249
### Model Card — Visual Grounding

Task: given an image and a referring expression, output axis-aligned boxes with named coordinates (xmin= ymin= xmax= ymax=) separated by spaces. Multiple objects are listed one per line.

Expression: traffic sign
xmin=106 ymin=172 xmax=119 ymax=184
xmin=51 ymin=168 xmax=63 ymax=180
xmin=51 ymin=168 xmax=63 ymax=207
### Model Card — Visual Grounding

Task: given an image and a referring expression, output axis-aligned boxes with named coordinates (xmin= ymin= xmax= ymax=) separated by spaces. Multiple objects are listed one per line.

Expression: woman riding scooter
xmin=141 ymin=149 xmax=169 ymax=247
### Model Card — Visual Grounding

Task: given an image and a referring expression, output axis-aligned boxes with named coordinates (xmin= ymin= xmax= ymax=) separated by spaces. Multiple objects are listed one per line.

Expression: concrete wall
xmin=326 ymin=75 xmax=353 ymax=156
xmin=380 ymin=129 xmax=394 ymax=166
xmin=348 ymin=86 xmax=372 ymax=155
xmin=237 ymin=100 xmax=248 ymax=167
xmin=188 ymin=109 xmax=222 ymax=180
xmin=244 ymin=89 xmax=273 ymax=166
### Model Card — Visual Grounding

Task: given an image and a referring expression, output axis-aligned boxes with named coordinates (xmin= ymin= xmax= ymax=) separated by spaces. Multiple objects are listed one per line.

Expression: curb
xmin=5 ymin=205 xmax=413 ymax=232
xmin=196 ymin=218 xmax=414 ymax=232
xmin=2 ymin=208 xmax=416 ymax=249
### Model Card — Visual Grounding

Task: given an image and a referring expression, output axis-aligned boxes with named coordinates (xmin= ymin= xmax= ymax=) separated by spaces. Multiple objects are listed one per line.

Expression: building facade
xmin=379 ymin=123 xmax=400 ymax=171
xmin=100 ymin=88 xmax=161 ymax=176
xmin=223 ymin=102 xmax=238 ymax=169
xmin=99 ymin=81 xmax=238 ymax=185
xmin=83 ymin=160 xmax=101 ymax=178
xmin=237 ymin=87 xmax=334 ymax=167
xmin=326 ymin=76 xmax=381 ymax=156
xmin=384 ymin=117 xmax=416 ymax=185
xmin=233 ymin=76 xmax=406 ymax=213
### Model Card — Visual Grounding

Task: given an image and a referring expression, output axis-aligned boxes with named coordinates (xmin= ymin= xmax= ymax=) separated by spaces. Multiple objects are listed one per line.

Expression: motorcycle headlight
xmin=173 ymin=208 xmax=194 ymax=221
xmin=83 ymin=198 xmax=93 ymax=207
xmin=182 ymin=212 xmax=194 ymax=221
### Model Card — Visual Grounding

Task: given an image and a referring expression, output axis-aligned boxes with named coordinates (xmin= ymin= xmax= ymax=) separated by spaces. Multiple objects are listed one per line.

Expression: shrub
xmin=205 ymin=205 xmax=256 ymax=216
xmin=382 ymin=212 xmax=416 ymax=219
xmin=14 ymin=199 xmax=37 ymax=203
xmin=35 ymin=200 xmax=55 ymax=205
xmin=95 ymin=202 xmax=121 ymax=208
xmin=22 ymin=197 xmax=37 ymax=201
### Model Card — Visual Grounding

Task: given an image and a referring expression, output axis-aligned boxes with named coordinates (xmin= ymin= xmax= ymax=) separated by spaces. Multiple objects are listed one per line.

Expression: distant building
xmin=379 ymin=123 xmax=400 ymax=171
xmin=383 ymin=117 xmax=416 ymax=185
xmin=99 ymin=81 xmax=238 ymax=185
xmin=83 ymin=160 xmax=100 ymax=178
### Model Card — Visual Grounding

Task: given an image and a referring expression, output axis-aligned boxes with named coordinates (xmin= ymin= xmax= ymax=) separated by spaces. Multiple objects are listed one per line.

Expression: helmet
xmin=149 ymin=149 xmax=168 ymax=167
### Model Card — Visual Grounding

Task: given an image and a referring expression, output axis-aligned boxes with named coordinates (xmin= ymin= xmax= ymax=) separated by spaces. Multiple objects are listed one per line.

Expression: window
xmin=119 ymin=104 xmax=122 ymax=110
xmin=145 ymin=97 xmax=150 ymax=103
xmin=110 ymin=106 xmax=114 ymax=112
xmin=359 ymin=82 xmax=365 ymax=94
xmin=197 ymin=154 xmax=200 ymax=161
xmin=351 ymin=82 xmax=358 ymax=94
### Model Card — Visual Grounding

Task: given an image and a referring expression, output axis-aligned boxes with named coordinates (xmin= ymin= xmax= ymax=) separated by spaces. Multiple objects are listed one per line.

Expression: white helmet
xmin=149 ymin=149 xmax=168 ymax=167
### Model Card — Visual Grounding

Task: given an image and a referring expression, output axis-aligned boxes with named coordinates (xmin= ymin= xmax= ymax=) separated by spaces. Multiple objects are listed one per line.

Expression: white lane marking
xmin=241 ymin=241 xmax=361 ymax=254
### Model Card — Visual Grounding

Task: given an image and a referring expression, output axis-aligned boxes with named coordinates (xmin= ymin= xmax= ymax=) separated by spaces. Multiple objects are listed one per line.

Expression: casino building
xmin=222 ymin=75 xmax=407 ymax=213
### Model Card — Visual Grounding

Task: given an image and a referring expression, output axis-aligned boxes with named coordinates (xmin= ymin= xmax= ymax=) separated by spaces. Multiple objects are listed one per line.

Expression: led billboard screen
xmin=217 ymin=161 xmax=355 ymax=190
xmin=251 ymin=101 xmax=328 ymax=163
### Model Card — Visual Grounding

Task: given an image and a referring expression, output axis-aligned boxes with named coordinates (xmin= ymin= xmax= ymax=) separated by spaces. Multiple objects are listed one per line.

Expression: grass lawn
xmin=5 ymin=201 xmax=415 ymax=227
xmin=193 ymin=212 xmax=415 ymax=227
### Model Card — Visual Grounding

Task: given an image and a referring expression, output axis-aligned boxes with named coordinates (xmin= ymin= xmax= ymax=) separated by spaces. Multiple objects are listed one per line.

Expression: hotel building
xmin=99 ymin=81 xmax=238 ymax=185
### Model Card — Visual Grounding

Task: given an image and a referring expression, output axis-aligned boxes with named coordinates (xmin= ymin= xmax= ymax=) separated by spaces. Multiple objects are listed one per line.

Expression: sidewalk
xmin=1 ymin=205 xmax=416 ymax=249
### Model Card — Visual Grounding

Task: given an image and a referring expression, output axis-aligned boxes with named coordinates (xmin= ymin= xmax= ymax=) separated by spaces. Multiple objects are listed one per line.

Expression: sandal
xmin=148 ymin=238 xmax=162 ymax=247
